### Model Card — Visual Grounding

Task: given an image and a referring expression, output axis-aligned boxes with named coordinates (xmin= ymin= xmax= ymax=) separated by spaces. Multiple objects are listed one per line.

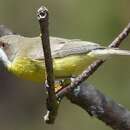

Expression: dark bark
xmin=66 ymin=83 xmax=130 ymax=130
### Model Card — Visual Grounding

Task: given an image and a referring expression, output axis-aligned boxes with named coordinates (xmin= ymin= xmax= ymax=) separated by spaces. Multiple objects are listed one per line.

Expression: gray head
xmin=0 ymin=34 xmax=26 ymax=61
xmin=0 ymin=25 xmax=15 ymax=37
xmin=0 ymin=34 xmax=25 ymax=69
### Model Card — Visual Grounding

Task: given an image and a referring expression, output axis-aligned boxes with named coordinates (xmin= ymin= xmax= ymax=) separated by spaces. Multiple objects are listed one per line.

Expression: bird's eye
xmin=2 ymin=43 xmax=5 ymax=47
xmin=0 ymin=42 xmax=6 ymax=48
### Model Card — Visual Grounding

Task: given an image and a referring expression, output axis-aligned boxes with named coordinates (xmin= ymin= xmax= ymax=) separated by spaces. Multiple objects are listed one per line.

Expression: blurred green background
xmin=0 ymin=0 xmax=130 ymax=130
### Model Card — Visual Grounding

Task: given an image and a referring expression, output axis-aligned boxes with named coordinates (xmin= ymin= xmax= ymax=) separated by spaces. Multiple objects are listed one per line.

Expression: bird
xmin=0 ymin=34 xmax=130 ymax=83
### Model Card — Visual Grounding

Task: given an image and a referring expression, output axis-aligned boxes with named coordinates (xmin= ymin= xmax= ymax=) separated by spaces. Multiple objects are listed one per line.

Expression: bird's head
xmin=0 ymin=35 xmax=24 ymax=62
xmin=0 ymin=34 xmax=24 ymax=70
xmin=0 ymin=40 xmax=10 ymax=56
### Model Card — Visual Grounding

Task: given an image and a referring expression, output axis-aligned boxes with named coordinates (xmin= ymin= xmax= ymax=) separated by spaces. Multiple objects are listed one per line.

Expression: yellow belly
xmin=8 ymin=54 xmax=96 ymax=83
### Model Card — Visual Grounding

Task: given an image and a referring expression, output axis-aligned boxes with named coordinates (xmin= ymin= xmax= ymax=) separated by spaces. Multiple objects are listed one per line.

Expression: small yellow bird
xmin=0 ymin=34 xmax=130 ymax=83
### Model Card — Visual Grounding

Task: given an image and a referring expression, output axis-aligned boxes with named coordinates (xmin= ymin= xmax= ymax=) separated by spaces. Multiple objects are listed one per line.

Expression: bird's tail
xmin=88 ymin=48 xmax=130 ymax=60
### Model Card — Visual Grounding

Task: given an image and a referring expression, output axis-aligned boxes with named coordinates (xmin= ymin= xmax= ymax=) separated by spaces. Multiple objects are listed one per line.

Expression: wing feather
xmin=0 ymin=35 xmax=103 ymax=60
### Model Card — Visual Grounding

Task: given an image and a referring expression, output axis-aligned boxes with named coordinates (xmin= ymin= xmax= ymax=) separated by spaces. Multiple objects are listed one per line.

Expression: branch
xmin=37 ymin=6 xmax=58 ymax=124
xmin=66 ymin=83 xmax=130 ymax=130
xmin=56 ymin=22 xmax=130 ymax=98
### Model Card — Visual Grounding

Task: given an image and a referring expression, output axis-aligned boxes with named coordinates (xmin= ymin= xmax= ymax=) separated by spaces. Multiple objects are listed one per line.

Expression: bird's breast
xmin=8 ymin=56 xmax=45 ymax=83
xmin=8 ymin=54 xmax=96 ymax=83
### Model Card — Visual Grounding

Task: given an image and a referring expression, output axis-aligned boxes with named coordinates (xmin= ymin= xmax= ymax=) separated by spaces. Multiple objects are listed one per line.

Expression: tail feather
xmin=88 ymin=48 xmax=130 ymax=59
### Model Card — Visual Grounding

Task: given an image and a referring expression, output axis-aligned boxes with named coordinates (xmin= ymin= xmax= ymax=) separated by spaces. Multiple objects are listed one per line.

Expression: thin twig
xmin=56 ymin=22 xmax=130 ymax=98
xmin=110 ymin=22 xmax=130 ymax=48
xmin=37 ymin=6 xmax=58 ymax=124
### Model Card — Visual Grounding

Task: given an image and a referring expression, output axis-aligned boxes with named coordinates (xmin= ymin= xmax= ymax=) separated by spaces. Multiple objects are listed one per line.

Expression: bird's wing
xmin=51 ymin=38 xmax=102 ymax=58
xmin=33 ymin=37 xmax=103 ymax=60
